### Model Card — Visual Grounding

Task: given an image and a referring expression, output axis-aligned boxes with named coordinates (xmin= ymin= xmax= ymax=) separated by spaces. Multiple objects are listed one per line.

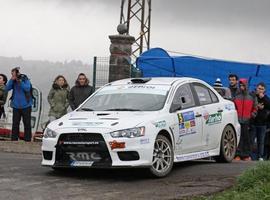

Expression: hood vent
xmin=97 ymin=113 xmax=110 ymax=116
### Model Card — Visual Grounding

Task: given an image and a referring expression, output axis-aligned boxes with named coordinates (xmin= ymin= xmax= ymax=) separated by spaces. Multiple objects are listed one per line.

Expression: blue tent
xmin=136 ymin=48 xmax=270 ymax=94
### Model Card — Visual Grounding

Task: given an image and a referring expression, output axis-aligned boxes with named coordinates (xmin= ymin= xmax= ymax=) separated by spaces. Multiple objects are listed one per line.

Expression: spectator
xmin=47 ymin=75 xmax=70 ymax=122
xmin=69 ymin=73 xmax=93 ymax=110
xmin=213 ymin=78 xmax=223 ymax=87
xmin=228 ymin=74 xmax=239 ymax=99
xmin=0 ymin=73 xmax=8 ymax=119
xmin=251 ymin=82 xmax=270 ymax=161
xmin=233 ymin=78 xmax=257 ymax=161
xmin=213 ymin=78 xmax=232 ymax=99
xmin=5 ymin=67 xmax=33 ymax=141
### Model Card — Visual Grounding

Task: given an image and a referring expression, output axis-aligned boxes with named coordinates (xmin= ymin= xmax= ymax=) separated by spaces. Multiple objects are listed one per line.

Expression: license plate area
xmin=70 ymin=161 xmax=94 ymax=167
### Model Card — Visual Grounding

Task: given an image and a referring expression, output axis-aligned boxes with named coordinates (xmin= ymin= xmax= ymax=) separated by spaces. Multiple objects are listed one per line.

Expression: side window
xmin=170 ymin=84 xmax=195 ymax=112
xmin=209 ymin=89 xmax=219 ymax=103
xmin=193 ymin=84 xmax=212 ymax=105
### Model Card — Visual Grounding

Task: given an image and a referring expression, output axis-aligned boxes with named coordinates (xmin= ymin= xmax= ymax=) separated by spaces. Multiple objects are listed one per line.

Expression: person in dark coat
xmin=228 ymin=74 xmax=239 ymax=99
xmin=0 ymin=73 xmax=8 ymax=119
xmin=251 ymin=82 xmax=270 ymax=161
xmin=233 ymin=78 xmax=257 ymax=161
xmin=69 ymin=73 xmax=93 ymax=110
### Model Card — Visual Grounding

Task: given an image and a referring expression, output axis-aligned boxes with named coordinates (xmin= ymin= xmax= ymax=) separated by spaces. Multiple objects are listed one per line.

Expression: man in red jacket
xmin=234 ymin=78 xmax=257 ymax=161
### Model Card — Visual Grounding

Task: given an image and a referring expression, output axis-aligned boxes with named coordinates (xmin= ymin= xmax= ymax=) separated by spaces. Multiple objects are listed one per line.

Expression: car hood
xmin=49 ymin=111 xmax=158 ymax=131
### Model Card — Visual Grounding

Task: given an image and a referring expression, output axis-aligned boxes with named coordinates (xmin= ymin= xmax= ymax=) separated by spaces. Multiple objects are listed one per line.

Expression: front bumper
xmin=41 ymin=132 xmax=153 ymax=168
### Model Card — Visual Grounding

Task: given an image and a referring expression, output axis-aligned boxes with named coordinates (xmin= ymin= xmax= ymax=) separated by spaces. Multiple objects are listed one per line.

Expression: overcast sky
xmin=0 ymin=0 xmax=269 ymax=64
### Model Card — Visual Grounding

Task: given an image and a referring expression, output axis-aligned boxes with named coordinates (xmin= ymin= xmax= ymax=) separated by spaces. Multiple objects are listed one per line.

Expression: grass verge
xmin=195 ymin=161 xmax=270 ymax=200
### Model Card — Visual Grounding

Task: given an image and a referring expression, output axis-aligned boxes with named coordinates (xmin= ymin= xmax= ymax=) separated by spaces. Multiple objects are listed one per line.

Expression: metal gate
xmin=92 ymin=56 xmax=142 ymax=90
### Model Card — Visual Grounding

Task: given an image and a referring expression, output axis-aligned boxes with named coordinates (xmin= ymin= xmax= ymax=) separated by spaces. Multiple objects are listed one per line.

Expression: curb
xmin=0 ymin=141 xmax=41 ymax=154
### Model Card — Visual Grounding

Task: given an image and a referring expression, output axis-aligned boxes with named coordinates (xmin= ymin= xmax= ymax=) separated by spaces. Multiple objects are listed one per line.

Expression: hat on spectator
xmin=214 ymin=78 xmax=223 ymax=87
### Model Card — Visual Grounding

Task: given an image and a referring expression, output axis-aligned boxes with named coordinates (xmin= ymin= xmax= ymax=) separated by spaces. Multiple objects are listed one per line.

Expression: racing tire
xmin=149 ymin=135 xmax=174 ymax=178
xmin=215 ymin=125 xmax=237 ymax=163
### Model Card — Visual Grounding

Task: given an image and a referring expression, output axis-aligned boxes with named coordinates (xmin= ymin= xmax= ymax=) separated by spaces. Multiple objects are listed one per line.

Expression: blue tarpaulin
xmin=136 ymin=48 xmax=270 ymax=94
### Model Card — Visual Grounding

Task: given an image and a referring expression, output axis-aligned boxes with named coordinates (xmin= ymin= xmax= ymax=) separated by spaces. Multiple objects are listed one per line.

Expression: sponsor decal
xmin=182 ymin=111 xmax=195 ymax=121
xmin=205 ymin=113 xmax=222 ymax=125
xmin=202 ymin=110 xmax=209 ymax=120
xmin=184 ymin=121 xmax=190 ymax=129
xmin=225 ymin=104 xmax=235 ymax=111
xmin=67 ymin=152 xmax=101 ymax=161
xmin=72 ymin=122 xmax=104 ymax=126
xmin=176 ymin=151 xmax=210 ymax=161
xmin=153 ymin=120 xmax=166 ymax=128
xmin=63 ymin=141 xmax=99 ymax=145
xmin=177 ymin=111 xmax=196 ymax=136
xmin=128 ymin=85 xmax=155 ymax=89
xmin=190 ymin=120 xmax=196 ymax=127
xmin=140 ymin=138 xmax=150 ymax=144
xmin=109 ymin=140 xmax=126 ymax=150
xmin=179 ymin=123 xmax=185 ymax=129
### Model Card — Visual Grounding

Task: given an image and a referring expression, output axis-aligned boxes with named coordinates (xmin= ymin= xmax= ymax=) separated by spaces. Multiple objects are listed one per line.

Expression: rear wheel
xmin=215 ymin=125 xmax=237 ymax=162
xmin=149 ymin=135 xmax=174 ymax=177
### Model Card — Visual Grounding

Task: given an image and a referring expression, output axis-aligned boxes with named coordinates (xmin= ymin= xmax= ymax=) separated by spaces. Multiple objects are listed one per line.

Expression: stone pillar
xmin=108 ymin=24 xmax=135 ymax=82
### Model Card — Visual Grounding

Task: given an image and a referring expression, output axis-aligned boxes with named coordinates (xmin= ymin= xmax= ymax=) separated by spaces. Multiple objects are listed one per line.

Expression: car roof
xmin=109 ymin=77 xmax=201 ymax=86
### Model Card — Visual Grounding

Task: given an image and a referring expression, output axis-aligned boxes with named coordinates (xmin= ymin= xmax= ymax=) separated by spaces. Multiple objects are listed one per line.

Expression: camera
xmin=12 ymin=67 xmax=22 ymax=80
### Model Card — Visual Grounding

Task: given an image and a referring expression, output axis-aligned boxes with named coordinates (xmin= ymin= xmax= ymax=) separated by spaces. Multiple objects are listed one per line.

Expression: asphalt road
xmin=0 ymin=152 xmax=255 ymax=200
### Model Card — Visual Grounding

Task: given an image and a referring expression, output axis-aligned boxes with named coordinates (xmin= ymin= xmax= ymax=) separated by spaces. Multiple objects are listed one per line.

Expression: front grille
xmin=55 ymin=133 xmax=112 ymax=167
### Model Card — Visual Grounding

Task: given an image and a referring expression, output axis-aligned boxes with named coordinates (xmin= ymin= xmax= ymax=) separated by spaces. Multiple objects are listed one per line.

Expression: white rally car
xmin=42 ymin=77 xmax=240 ymax=177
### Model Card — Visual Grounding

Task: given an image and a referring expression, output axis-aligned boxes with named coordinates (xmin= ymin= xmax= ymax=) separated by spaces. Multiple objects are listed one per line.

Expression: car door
xmin=170 ymin=83 xmax=203 ymax=154
xmin=192 ymin=83 xmax=223 ymax=150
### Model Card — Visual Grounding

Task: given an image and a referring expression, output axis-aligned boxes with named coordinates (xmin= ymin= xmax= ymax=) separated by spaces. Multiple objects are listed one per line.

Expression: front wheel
xmin=149 ymin=135 xmax=174 ymax=177
xmin=215 ymin=125 xmax=237 ymax=163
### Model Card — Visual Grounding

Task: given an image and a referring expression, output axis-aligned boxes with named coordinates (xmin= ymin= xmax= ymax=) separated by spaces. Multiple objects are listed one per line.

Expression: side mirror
xmin=170 ymin=104 xmax=182 ymax=113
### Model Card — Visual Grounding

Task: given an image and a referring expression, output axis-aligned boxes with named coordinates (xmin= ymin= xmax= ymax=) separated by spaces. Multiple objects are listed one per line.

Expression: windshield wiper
xmin=104 ymin=108 xmax=141 ymax=111
xmin=78 ymin=108 xmax=94 ymax=111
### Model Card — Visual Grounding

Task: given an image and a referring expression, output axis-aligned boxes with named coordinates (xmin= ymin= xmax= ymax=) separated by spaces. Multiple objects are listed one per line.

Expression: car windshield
xmin=78 ymin=84 xmax=170 ymax=111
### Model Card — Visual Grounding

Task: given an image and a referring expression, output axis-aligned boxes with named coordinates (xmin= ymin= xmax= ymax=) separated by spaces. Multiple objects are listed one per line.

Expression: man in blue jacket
xmin=6 ymin=67 xmax=33 ymax=142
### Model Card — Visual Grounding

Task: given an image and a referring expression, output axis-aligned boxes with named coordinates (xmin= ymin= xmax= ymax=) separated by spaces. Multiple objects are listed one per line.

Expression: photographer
xmin=6 ymin=67 xmax=33 ymax=142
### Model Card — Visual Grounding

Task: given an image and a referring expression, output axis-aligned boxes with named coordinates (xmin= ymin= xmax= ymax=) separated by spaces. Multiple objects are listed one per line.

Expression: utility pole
xmin=120 ymin=0 xmax=152 ymax=59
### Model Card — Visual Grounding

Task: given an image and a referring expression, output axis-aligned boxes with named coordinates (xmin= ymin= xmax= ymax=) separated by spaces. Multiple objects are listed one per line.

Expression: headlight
xmin=43 ymin=128 xmax=57 ymax=138
xmin=110 ymin=127 xmax=145 ymax=138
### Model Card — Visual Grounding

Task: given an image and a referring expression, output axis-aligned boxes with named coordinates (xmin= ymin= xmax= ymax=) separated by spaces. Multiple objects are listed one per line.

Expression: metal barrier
xmin=92 ymin=56 xmax=110 ymax=90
